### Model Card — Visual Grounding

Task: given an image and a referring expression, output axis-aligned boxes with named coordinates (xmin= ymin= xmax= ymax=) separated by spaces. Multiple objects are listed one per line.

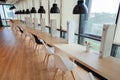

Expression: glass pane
xmin=116 ymin=47 xmax=120 ymax=59
xmin=74 ymin=35 xmax=78 ymax=43
xmin=3 ymin=5 xmax=15 ymax=19
xmin=85 ymin=0 xmax=120 ymax=36
xmin=0 ymin=5 xmax=5 ymax=19
xmin=2 ymin=20 xmax=7 ymax=26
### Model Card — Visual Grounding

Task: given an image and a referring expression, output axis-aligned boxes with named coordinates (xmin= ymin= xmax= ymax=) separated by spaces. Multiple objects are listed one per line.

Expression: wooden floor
xmin=0 ymin=27 xmax=97 ymax=80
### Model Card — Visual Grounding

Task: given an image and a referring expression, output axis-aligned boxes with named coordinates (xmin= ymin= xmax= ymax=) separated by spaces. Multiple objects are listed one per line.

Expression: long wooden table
xmin=13 ymin=20 xmax=120 ymax=80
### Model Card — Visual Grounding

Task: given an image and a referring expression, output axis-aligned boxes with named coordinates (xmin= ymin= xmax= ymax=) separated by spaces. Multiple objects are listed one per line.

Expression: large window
xmin=81 ymin=0 xmax=120 ymax=51
xmin=0 ymin=4 xmax=15 ymax=27
xmin=4 ymin=5 xmax=15 ymax=19
xmin=0 ymin=5 xmax=5 ymax=19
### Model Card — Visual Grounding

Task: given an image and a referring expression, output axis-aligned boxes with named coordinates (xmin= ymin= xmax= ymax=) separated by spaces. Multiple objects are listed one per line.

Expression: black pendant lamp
xmin=50 ymin=0 xmax=60 ymax=13
xmin=26 ymin=9 xmax=30 ymax=14
xmin=9 ymin=5 xmax=16 ymax=10
xmin=38 ymin=0 xmax=46 ymax=13
xmin=22 ymin=9 xmax=26 ymax=14
xmin=38 ymin=6 xmax=46 ymax=13
xmin=25 ymin=0 xmax=30 ymax=14
xmin=15 ymin=11 xmax=18 ymax=14
xmin=73 ymin=0 xmax=88 ymax=14
xmin=19 ymin=10 xmax=22 ymax=14
xmin=31 ymin=0 xmax=37 ymax=13
xmin=31 ymin=7 xmax=37 ymax=13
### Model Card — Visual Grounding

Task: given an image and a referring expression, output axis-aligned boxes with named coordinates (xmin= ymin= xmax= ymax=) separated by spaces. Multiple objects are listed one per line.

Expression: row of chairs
xmin=12 ymin=24 xmax=77 ymax=80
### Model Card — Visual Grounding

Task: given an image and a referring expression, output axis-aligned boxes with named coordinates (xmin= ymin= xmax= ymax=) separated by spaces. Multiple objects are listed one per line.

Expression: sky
xmin=91 ymin=0 xmax=120 ymax=13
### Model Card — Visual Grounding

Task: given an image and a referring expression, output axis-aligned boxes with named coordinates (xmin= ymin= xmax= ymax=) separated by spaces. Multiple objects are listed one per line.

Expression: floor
xmin=0 ymin=27 xmax=97 ymax=80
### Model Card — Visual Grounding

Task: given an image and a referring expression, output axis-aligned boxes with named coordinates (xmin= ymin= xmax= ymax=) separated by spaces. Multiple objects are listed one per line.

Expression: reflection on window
xmin=0 ymin=5 xmax=5 ymax=19
xmin=116 ymin=47 xmax=120 ymax=59
xmin=85 ymin=0 xmax=119 ymax=36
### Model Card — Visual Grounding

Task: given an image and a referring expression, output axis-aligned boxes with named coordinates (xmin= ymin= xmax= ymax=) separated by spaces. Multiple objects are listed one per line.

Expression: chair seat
xmin=36 ymin=39 xmax=43 ymax=44
xmin=31 ymin=33 xmax=43 ymax=45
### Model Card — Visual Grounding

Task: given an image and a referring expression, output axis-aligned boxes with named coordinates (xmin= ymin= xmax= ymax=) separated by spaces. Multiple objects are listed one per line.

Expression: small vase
xmin=86 ymin=46 xmax=90 ymax=52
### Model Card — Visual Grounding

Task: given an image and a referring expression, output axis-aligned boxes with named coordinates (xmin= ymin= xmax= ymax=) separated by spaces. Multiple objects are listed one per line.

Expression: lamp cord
xmin=54 ymin=0 xmax=56 ymax=3
xmin=39 ymin=0 xmax=42 ymax=6
xmin=27 ymin=0 xmax=29 ymax=8
xmin=32 ymin=0 xmax=34 ymax=7
xmin=23 ymin=1 xmax=25 ymax=9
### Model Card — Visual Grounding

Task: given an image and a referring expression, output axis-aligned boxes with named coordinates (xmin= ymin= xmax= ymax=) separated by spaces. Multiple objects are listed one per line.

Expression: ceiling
xmin=0 ymin=0 xmax=6 ymax=4
xmin=0 ymin=0 xmax=6 ymax=2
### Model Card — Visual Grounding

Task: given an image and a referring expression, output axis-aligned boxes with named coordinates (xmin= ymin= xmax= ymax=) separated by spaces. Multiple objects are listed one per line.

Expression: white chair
xmin=53 ymin=54 xmax=77 ymax=80
xmin=40 ymin=39 xmax=55 ymax=66
xmin=88 ymin=72 xmax=96 ymax=80
xmin=30 ymin=34 xmax=43 ymax=51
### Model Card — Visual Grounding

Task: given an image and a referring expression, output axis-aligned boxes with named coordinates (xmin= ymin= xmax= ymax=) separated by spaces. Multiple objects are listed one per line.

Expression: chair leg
xmin=38 ymin=45 xmax=42 ymax=54
xmin=23 ymin=34 xmax=26 ymax=40
xmin=71 ymin=71 xmax=75 ymax=80
xmin=30 ymin=40 xmax=33 ymax=47
xmin=44 ymin=54 xmax=48 ymax=63
xmin=53 ymin=68 xmax=58 ymax=80
xmin=21 ymin=33 xmax=23 ymax=38
xmin=46 ymin=55 xmax=50 ymax=67
xmin=62 ymin=71 xmax=65 ymax=80
xmin=35 ymin=44 xmax=38 ymax=51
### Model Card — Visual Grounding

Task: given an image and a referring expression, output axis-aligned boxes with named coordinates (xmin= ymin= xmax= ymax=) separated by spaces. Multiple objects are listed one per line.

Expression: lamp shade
xmin=50 ymin=3 xmax=60 ymax=13
xmin=9 ymin=7 xmax=12 ymax=10
xmin=73 ymin=0 xmax=88 ymax=14
xmin=31 ymin=7 xmax=37 ymax=13
xmin=9 ymin=5 xmax=16 ymax=10
xmin=38 ymin=6 xmax=46 ymax=13
xmin=22 ymin=9 xmax=25 ymax=14
xmin=15 ymin=11 xmax=19 ymax=14
xmin=26 ymin=9 xmax=30 ymax=14
xmin=19 ymin=10 xmax=22 ymax=14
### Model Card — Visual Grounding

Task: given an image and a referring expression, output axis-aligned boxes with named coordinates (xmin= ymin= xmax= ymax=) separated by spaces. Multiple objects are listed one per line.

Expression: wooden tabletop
xmin=54 ymin=43 xmax=120 ymax=80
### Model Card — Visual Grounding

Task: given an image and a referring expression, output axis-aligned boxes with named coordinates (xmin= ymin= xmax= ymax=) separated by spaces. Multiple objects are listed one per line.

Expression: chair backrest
xmin=54 ymin=54 xmax=68 ymax=71
xmin=17 ymin=26 xmax=23 ymax=33
xmin=40 ymin=39 xmax=54 ymax=54
xmin=40 ymin=39 xmax=49 ymax=49
xmin=31 ymin=33 xmax=43 ymax=44
xmin=54 ymin=54 xmax=77 ymax=71
xmin=40 ymin=39 xmax=46 ymax=47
